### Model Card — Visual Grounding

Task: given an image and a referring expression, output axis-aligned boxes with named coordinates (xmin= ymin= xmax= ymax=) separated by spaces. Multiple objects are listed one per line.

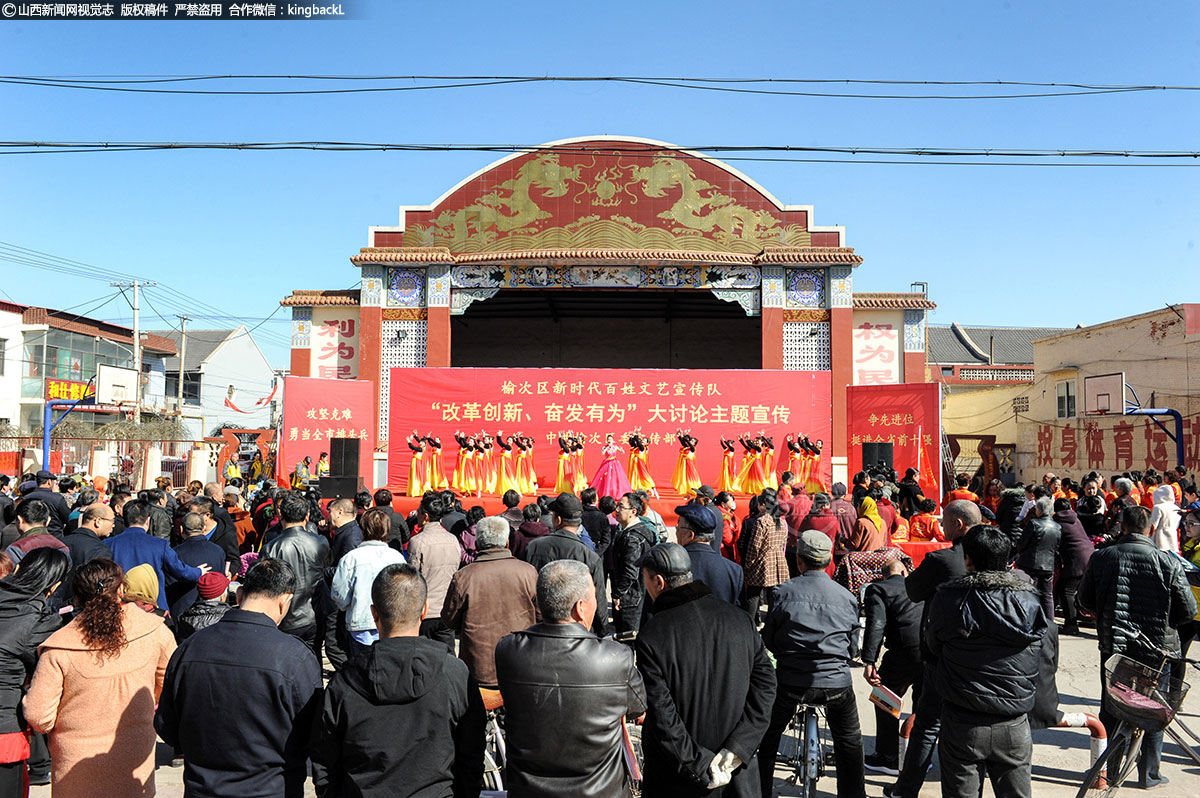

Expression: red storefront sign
xmin=386 ymin=368 xmax=832 ymax=492
xmin=847 ymin=384 xmax=942 ymax=498
xmin=44 ymin=378 xmax=95 ymax=402
xmin=279 ymin=376 xmax=376 ymax=487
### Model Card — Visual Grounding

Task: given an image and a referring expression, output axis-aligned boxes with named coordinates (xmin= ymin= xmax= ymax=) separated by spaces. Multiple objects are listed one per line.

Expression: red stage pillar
xmin=360 ymin=304 xmax=383 ymax=438
xmin=427 ymin=306 xmax=451 ymax=367
xmin=761 ymin=306 xmax=784 ymax=369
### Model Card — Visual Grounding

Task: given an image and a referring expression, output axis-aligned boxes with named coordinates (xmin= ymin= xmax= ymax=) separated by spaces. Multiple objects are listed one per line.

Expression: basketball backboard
xmin=1083 ymin=372 xmax=1127 ymax=415
xmin=97 ymin=363 xmax=140 ymax=405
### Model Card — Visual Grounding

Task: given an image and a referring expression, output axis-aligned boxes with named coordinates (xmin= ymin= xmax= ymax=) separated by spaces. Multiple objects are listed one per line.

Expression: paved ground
xmin=29 ymin=624 xmax=1199 ymax=797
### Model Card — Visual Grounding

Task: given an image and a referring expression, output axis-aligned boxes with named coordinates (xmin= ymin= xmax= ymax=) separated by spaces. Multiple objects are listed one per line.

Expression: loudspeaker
xmin=861 ymin=442 xmax=894 ymax=473
xmin=329 ymin=438 xmax=360 ymax=478
xmin=319 ymin=476 xmax=361 ymax=499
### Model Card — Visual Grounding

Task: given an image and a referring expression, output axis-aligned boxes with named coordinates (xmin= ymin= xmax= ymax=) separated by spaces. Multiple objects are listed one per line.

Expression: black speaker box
xmin=861 ymin=441 xmax=894 ymax=473
xmin=319 ymin=475 xmax=361 ymax=499
xmin=329 ymin=437 xmax=360 ymax=478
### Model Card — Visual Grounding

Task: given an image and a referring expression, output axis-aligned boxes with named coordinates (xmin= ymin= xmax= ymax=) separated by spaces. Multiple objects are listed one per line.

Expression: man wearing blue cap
xmin=674 ymin=504 xmax=743 ymax=606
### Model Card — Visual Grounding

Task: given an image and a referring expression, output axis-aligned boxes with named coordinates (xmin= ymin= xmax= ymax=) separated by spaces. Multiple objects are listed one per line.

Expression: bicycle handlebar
xmin=1122 ymin=624 xmax=1200 ymax=669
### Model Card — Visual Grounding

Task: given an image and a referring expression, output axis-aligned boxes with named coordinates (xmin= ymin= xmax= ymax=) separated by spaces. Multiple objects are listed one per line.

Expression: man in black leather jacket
xmin=496 ymin=559 xmax=645 ymax=798
xmin=610 ymin=492 xmax=657 ymax=634
xmin=262 ymin=491 xmax=330 ymax=655
xmin=1016 ymin=496 xmax=1062 ymax=622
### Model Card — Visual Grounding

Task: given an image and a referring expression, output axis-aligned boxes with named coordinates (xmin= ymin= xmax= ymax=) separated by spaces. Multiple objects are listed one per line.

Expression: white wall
xmin=183 ymin=327 xmax=276 ymax=439
xmin=0 ymin=310 xmax=23 ymax=427
xmin=143 ymin=355 xmax=167 ymax=411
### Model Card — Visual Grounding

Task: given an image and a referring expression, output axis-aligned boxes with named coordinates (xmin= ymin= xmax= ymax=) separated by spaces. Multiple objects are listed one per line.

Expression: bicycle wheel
xmin=803 ymin=710 xmax=821 ymax=798
xmin=1075 ymin=727 xmax=1144 ymax=798
xmin=482 ymin=748 xmax=503 ymax=792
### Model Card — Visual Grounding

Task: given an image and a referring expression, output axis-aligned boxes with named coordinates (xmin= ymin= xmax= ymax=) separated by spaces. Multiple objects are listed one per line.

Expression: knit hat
xmin=197 ymin=571 xmax=231 ymax=600
xmin=123 ymin=564 xmax=159 ymax=606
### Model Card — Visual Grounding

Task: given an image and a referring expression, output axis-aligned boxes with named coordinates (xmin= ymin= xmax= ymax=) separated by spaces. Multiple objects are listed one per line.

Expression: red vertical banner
xmin=846 ymin=383 xmax=941 ymax=499
xmin=386 ymin=368 xmax=833 ymax=492
xmin=279 ymin=376 xmax=376 ymax=489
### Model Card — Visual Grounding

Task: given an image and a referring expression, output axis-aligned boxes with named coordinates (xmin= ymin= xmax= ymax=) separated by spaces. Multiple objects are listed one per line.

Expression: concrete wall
xmin=1014 ymin=307 xmax=1200 ymax=483
xmin=450 ymin=315 xmax=763 ymax=369
xmin=182 ymin=328 xmax=276 ymax=439
xmin=942 ymin=384 xmax=1024 ymax=445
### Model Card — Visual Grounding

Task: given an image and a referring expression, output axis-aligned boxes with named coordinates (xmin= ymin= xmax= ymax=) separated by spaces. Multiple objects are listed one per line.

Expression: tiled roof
xmin=928 ymin=323 xmax=1072 ymax=365
xmin=23 ymin=307 xmax=177 ymax=355
xmin=853 ymin=292 xmax=937 ymax=310
xmin=349 ymin=246 xmax=862 ymax=267
xmin=147 ymin=329 xmax=240 ymax=373
xmin=279 ymin=290 xmax=360 ymax=307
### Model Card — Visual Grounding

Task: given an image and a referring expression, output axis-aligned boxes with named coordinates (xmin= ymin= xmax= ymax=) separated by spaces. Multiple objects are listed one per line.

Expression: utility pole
xmin=111 ymin=280 xmax=157 ymax=425
xmin=175 ymin=314 xmax=190 ymax=412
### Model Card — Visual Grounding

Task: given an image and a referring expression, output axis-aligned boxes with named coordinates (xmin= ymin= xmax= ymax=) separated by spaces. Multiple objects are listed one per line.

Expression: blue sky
xmin=1 ymin=1 xmax=1197 ymax=367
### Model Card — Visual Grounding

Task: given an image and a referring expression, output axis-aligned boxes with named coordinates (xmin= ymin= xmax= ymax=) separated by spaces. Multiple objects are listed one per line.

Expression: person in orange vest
xmin=1165 ymin=468 xmax=1183 ymax=504
xmin=941 ymin=474 xmax=979 ymax=509
xmin=1140 ymin=471 xmax=1160 ymax=510
xmin=908 ymin=498 xmax=944 ymax=541
xmin=1053 ymin=478 xmax=1079 ymax=510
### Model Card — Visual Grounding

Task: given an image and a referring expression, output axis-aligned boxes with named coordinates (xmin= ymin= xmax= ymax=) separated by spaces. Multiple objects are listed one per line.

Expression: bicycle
xmin=479 ymin=687 xmax=507 ymax=792
xmin=775 ymin=702 xmax=830 ymax=798
xmin=1075 ymin=630 xmax=1200 ymax=797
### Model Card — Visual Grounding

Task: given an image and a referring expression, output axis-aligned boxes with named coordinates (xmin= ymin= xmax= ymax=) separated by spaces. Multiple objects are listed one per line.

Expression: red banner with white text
xmin=847 ymin=383 xmax=942 ymax=499
xmin=279 ymin=376 xmax=376 ymax=489
xmin=387 ymin=368 xmax=832 ymax=493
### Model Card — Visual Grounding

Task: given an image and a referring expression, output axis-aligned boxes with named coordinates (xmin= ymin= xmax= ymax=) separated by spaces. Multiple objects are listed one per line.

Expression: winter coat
xmin=1053 ymin=509 xmax=1095 ymax=578
xmin=861 ymin=573 xmax=922 ymax=664
xmin=524 ymin=529 xmax=610 ymax=635
xmin=1149 ymin=484 xmax=1181 ymax=553
xmin=611 ymin=520 xmax=658 ymax=610
xmin=105 ymin=526 xmax=203 ymax=610
xmin=407 ymin=522 xmax=462 ymax=619
xmin=741 ymin=514 xmax=789 ymax=589
xmin=440 ymin=548 xmax=539 ymax=688
xmin=332 ymin=541 xmax=407 ymax=633
xmin=683 ymin=541 xmax=743 ymax=607
xmin=830 ymin=498 xmax=857 ymax=542
xmin=24 ymin=603 xmax=175 ymax=798
xmin=995 ymin=488 xmax=1028 ymax=537
xmin=155 ymin=608 xmax=321 ymax=798
xmin=0 ymin=582 xmax=60 ymax=734
xmin=1016 ymin=515 xmax=1061 ymax=574
xmin=496 ymin=622 xmax=647 ymax=798
xmin=175 ymin=599 xmax=229 ymax=641
xmin=926 ymin=570 xmax=1048 ymax=722
xmin=798 ymin=511 xmax=840 ymax=577
xmin=167 ymin=535 xmax=227 ymax=621
xmin=16 ymin=488 xmax=70 ymax=537
xmin=906 ymin=539 xmax=968 ymax=663
xmin=636 ymin=582 xmax=775 ymax=798
xmin=61 ymin=527 xmax=112 ymax=573
xmin=581 ymin=503 xmax=613 ymax=559
xmin=896 ymin=479 xmax=925 ymax=518
xmin=762 ymin=570 xmax=859 ymax=689
xmin=511 ymin=520 xmax=551 ymax=560
xmin=327 ymin=520 xmax=364 ymax=577
xmin=261 ymin=525 xmax=330 ymax=633
xmin=310 ymin=635 xmax=486 ymax=798
xmin=1077 ymin=533 xmax=1198 ymax=657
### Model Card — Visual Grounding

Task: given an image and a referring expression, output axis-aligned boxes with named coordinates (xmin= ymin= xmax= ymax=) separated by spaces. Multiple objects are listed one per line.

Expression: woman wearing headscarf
xmin=848 ymin=493 xmax=888 ymax=552
xmin=22 ymin=559 xmax=176 ymax=798
xmin=0 ymin=548 xmax=69 ymax=797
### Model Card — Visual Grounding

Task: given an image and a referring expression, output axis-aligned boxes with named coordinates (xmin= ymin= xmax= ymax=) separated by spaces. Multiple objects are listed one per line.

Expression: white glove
xmin=706 ymin=753 xmax=732 ymax=790
xmin=715 ymin=748 xmax=745 ymax=774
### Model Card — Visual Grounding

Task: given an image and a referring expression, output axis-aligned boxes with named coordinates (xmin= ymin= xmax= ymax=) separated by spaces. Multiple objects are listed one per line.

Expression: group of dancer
xmin=406 ymin=428 xmax=826 ymax=500
xmin=714 ymin=432 xmax=826 ymax=496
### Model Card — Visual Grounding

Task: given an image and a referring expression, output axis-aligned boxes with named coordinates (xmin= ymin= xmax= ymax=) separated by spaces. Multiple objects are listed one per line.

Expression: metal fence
xmin=0 ymin=436 xmax=198 ymax=485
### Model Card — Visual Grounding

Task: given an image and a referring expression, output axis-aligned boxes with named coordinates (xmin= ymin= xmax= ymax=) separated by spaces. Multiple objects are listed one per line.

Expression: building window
xmin=0 ymin=338 xmax=5 ymax=376
xmin=941 ymin=366 xmax=954 ymax=377
xmin=1056 ymin=380 xmax=1076 ymax=419
xmin=165 ymin=372 xmax=202 ymax=405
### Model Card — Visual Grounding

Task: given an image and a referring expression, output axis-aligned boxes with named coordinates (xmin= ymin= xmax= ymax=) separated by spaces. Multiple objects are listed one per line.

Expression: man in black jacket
xmin=580 ymin=487 xmax=612 ymax=558
xmin=372 ymin=488 xmax=410 ymax=552
xmin=861 ymin=558 xmax=923 ymax=776
xmin=1078 ymin=505 xmax=1197 ymax=789
xmin=674 ymin=504 xmax=743 ymax=606
xmin=311 ymin=563 xmax=485 ymax=797
xmin=191 ymin=493 xmax=239 ymax=570
xmin=156 ymin=558 xmax=322 ymax=798
xmin=636 ymin=543 xmax=774 ymax=796
xmin=760 ymin=530 xmax=865 ymax=798
xmin=1016 ymin=495 xmax=1061 ymax=622
xmin=62 ymin=501 xmax=114 ymax=569
xmin=167 ymin=512 xmax=228 ymax=623
xmin=262 ymin=492 xmax=331 ymax=653
xmin=884 ymin=498 xmax=979 ymax=798
xmin=496 ymin=559 xmax=646 ymax=798
xmin=523 ymin=492 xmax=609 ymax=635
xmin=16 ymin=471 xmax=70 ymax=538
xmin=610 ymin=492 xmax=657 ymax=633
xmin=925 ymin=524 xmax=1048 ymax=798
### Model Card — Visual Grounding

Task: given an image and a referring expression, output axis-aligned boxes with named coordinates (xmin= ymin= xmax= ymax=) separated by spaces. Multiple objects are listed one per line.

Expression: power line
xmin=0 ymin=141 xmax=1196 ymax=167
xmin=3 ymin=73 xmax=1198 ymax=99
